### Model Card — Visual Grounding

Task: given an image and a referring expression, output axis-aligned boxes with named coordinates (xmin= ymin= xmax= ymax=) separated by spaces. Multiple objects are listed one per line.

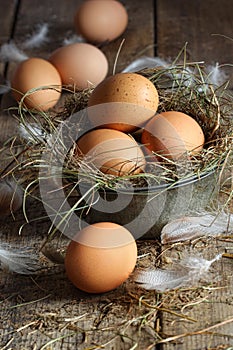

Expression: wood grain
xmin=9 ymin=0 xmax=154 ymax=73
xmin=0 ymin=1 xmax=17 ymax=51
xmin=0 ymin=1 xmax=158 ymax=349
xmin=0 ymin=1 xmax=17 ymax=92
xmin=156 ymin=2 xmax=233 ymax=347
xmin=157 ymin=0 xmax=233 ymax=88
xmin=159 ymin=238 xmax=233 ymax=350
xmin=0 ymin=1 xmax=232 ymax=349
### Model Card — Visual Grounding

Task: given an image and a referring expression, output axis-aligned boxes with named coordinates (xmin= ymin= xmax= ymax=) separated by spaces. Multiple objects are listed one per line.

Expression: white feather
xmin=19 ymin=123 xmax=45 ymax=143
xmin=122 ymin=56 xmax=170 ymax=73
xmin=63 ymin=34 xmax=85 ymax=46
xmin=22 ymin=23 xmax=49 ymax=49
xmin=0 ymin=42 xmax=28 ymax=62
xmin=0 ymin=243 xmax=40 ymax=274
xmin=121 ymin=56 xmax=205 ymax=92
xmin=206 ymin=63 xmax=228 ymax=86
xmin=161 ymin=212 xmax=233 ymax=244
xmin=122 ymin=57 xmax=228 ymax=91
xmin=133 ymin=269 xmax=187 ymax=291
xmin=133 ymin=253 xmax=222 ymax=292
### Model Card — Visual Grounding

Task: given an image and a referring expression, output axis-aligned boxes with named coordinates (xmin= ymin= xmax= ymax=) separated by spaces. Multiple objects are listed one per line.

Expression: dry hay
xmin=6 ymin=59 xmax=231 ymax=210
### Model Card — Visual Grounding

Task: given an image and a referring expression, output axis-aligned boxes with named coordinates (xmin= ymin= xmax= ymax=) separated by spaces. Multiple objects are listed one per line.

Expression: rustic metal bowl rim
xmin=80 ymin=168 xmax=217 ymax=195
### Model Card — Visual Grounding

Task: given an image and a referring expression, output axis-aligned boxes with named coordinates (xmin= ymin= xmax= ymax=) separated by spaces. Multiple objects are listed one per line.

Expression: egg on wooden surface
xmin=74 ymin=0 xmax=128 ymax=43
xmin=11 ymin=57 xmax=62 ymax=111
xmin=76 ymin=128 xmax=146 ymax=176
xmin=141 ymin=111 xmax=205 ymax=160
xmin=49 ymin=43 xmax=108 ymax=90
xmin=88 ymin=73 xmax=159 ymax=132
xmin=65 ymin=222 xmax=137 ymax=293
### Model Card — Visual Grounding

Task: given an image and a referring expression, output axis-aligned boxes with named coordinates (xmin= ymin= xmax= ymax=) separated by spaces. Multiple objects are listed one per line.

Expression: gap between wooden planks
xmin=0 ymin=1 xmax=233 ymax=349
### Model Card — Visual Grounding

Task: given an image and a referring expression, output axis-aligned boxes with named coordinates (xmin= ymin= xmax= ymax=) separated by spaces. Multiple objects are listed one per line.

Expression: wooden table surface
xmin=0 ymin=1 xmax=233 ymax=349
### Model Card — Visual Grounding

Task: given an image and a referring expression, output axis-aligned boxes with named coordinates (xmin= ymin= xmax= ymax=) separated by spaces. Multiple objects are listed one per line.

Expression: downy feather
xmin=22 ymin=23 xmax=49 ymax=49
xmin=0 ymin=42 xmax=28 ymax=62
xmin=133 ymin=253 xmax=222 ymax=292
xmin=133 ymin=269 xmax=188 ymax=291
xmin=0 ymin=243 xmax=40 ymax=274
xmin=161 ymin=212 xmax=233 ymax=244
xmin=122 ymin=56 xmax=170 ymax=73
xmin=63 ymin=34 xmax=85 ymax=46
xmin=19 ymin=123 xmax=46 ymax=144
xmin=206 ymin=63 xmax=228 ymax=86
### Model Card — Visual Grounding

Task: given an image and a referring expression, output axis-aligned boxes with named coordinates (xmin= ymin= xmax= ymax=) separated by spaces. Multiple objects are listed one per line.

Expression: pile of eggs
xmin=66 ymin=69 xmax=205 ymax=294
xmin=10 ymin=0 xmax=128 ymax=111
xmin=10 ymin=0 xmax=205 ymax=164
xmin=11 ymin=40 xmax=109 ymax=111
xmin=76 ymin=71 xmax=205 ymax=175
xmin=9 ymin=0 xmax=206 ymax=294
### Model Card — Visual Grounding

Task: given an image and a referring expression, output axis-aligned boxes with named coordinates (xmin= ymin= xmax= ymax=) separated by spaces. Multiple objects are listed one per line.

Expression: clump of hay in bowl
xmin=12 ymin=57 xmax=233 ymax=237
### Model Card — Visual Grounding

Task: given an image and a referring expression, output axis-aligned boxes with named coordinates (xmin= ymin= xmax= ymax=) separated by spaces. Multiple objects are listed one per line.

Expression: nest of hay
xmin=8 ymin=61 xmax=233 ymax=224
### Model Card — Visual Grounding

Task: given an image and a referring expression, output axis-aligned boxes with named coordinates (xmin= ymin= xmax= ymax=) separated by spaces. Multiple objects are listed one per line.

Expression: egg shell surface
xmin=74 ymin=0 xmax=128 ymax=43
xmin=76 ymin=128 xmax=146 ymax=176
xmin=88 ymin=73 xmax=159 ymax=132
xmin=141 ymin=111 xmax=205 ymax=160
xmin=65 ymin=222 xmax=137 ymax=293
xmin=11 ymin=57 xmax=62 ymax=111
xmin=49 ymin=43 xmax=108 ymax=90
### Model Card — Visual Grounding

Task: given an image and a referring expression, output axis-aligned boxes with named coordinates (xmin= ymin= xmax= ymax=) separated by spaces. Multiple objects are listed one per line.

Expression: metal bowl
xmin=75 ymin=169 xmax=218 ymax=239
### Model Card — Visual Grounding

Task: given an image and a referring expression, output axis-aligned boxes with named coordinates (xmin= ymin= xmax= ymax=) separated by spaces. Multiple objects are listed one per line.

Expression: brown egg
xmin=76 ymin=128 xmax=146 ymax=176
xmin=142 ymin=111 xmax=205 ymax=160
xmin=65 ymin=222 xmax=137 ymax=293
xmin=88 ymin=73 xmax=159 ymax=132
xmin=49 ymin=43 xmax=108 ymax=90
xmin=74 ymin=0 xmax=128 ymax=43
xmin=11 ymin=57 xmax=62 ymax=111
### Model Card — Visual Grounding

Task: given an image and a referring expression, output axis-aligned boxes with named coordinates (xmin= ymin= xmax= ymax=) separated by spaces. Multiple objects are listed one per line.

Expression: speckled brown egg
xmin=74 ymin=0 xmax=128 ymax=43
xmin=11 ymin=57 xmax=62 ymax=111
xmin=65 ymin=222 xmax=137 ymax=294
xmin=88 ymin=72 xmax=159 ymax=132
xmin=141 ymin=111 xmax=205 ymax=160
xmin=49 ymin=43 xmax=108 ymax=90
xmin=76 ymin=128 xmax=146 ymax=176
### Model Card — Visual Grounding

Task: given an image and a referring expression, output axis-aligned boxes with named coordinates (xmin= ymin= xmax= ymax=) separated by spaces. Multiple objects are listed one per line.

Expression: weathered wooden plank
xmin=0 ymin=1 xmax=17 ymax=89
xmin=8 ymin=0 xmax=154 ymax=72
xmin=156 ymin=0 xmax=233 ymax=88
xmin=0 ymin=0 xmax=16 ymax=43
xmin=10 ymin=0 xmax=82 ymax=58
xmin=0 ymin=1 xmax=157 ymax=349
xmin=0 ymin=1 xmax=19 ymax=149
xmin=0 ymin=225 xmax=161 ymax=349
xmin=0 ymin=1 xmax=17 ymax=55
xmin=159 ymin=237 xmax=233 ymax=350
xmin=156 ymin=2 xmax=233 ymax=347
xmin=1 ymin=1 xmax=232 ymax=349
